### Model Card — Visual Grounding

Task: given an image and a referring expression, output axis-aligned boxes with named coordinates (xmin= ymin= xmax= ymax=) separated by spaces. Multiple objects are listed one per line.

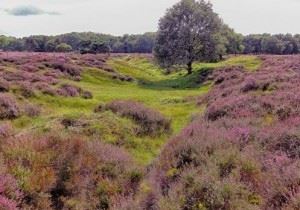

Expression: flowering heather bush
xmin=2 ymin=71 xmax=26 ymax=82
xmin=106 ymin=100 xmax=171 ymax=136
xmin=23 ymin=103 xmax=41 ymax=117
xmin=18 ymin=82 xmax=35 ymax=98
xmin=57 ymin=84 xmax=82 ymax=97
xmin=0 ymin=174 xmax=22 ymax=210
xmin=0 ymin=79 xmax=9 ymax=92
xmin=0 ymin=133 xmax=142 ymax=209
xmin=19 ymin=64 xmax=39 ymax=73
xmin=35 ymin=82 xmax=57 ymax=96
xmin=0 ymin=52 xmax=114 ymax=99
xmin=46 ymin=62 xmax=82 ymax=79
xmin=0 ymin=123 xmax=13 ymax=138
xmin=0 ymin=94 xmax=20 ymax=120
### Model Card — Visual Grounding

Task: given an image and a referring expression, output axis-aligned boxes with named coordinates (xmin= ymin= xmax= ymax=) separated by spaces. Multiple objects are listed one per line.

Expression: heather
xmin=106 ymin=100 xmax=171 ymax=136
xmin=2 ymin=1 xmax=300 ymax=208
xmin=0 ymin=52 xmax=263 ymax=209
xmin=0 ymin=133 xmax=142 ymax=209
xmin=129 ymin=55 xmax=300 ymax=210
xmin=0 ymin=94 xmax=20 ymax=120
xmin=0 ymin=52 xmax=96 ymax=98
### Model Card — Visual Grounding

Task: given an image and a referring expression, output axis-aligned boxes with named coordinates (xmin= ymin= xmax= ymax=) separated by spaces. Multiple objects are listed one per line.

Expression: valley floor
xmin=9 ymin=54 xmax=261 ymax=164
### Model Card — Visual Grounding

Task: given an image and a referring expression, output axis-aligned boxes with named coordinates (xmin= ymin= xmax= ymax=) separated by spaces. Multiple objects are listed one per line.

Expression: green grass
xmin=14 ymin=55 xmax=262 ymax=164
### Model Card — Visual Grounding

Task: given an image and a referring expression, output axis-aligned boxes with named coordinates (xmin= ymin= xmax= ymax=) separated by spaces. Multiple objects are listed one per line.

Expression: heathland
xmin=0 ymin=52 xmax=279 ymax=209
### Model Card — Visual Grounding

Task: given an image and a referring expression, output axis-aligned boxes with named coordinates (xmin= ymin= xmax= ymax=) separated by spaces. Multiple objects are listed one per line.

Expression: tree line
xmin=243 ymin=34 xmax=300 ymax=54
xmin=0 ymin=32 xmax=156 ymax=54
xmin=1 ymin=32 xmax=300 ymax=56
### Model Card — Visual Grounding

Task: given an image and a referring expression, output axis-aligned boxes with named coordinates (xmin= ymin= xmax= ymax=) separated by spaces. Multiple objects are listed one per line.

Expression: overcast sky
xmin=0 ymin=0 xmax=299 ymax=37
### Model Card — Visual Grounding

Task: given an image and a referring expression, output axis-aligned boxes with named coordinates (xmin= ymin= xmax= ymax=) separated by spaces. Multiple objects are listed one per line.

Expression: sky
xmin=0 ymin=0 xmax=299 ymax=37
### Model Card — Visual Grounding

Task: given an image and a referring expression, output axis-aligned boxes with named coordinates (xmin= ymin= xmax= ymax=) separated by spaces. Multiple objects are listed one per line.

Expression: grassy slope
xmin=12 ymin=55 xmax=261 ymax=164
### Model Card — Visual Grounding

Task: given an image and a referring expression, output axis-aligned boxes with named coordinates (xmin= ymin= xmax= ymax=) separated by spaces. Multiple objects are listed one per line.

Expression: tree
xmin=133 ymin=33 xmax=156 ymax=53
xmin=261 ymin=34 xmax=284 ymax=54
xmin=90 ymin=42 xmax=111 ymax=54
xmin=24 ymin=36 xmax=48 ymax=52
xmin=0 ymin=36 xmax=9 ymax=50
xmin=45 ymin=39 xmax=60 ymax=52
xmin=221 ymin=25 xmax=244 ymax=55
xmin=154 ymin=0 xmax=223 ymax=74
xmin=55 ymin=43 xmax=72 ymax=52
xmin=243 ymin=34 xmax=263 ymax=54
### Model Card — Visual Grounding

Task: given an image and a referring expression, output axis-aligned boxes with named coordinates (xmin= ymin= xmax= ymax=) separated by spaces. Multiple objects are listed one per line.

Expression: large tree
xmin=154 ymin=0 xmax=223 ymax=74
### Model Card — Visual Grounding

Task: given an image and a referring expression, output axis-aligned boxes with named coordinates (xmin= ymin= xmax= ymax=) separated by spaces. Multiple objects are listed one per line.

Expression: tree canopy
xmin=154 ymin=0 xmax=224 ymax=74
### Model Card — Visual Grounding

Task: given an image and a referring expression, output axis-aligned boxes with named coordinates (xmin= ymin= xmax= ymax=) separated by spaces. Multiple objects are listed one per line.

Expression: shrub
xmin=0 ymin=174 xmax=22 ymax=210
xmin=0 ymin=123 xmax=13 ymax=138
xmin=241 ymin=77 xmax=259 ymax=92
xmin=94 ymin=103 xmax=105 ymax=113
xmin=1 ymin=133 xmax=141 ymax=209
xmin=20 ymin=64 xmax=39 ymax=72
xmin=55 ymin=43 xmax=72 ymax=52
xmin=23 ymin=104 xmax=41 ymax=117
xmin=0 ymin=94 xmax=20 ymax=119
xmin=61 ymin=115 xmax=84 ymax=128
xmin=274 ymin=134 xmax=300 ymax=159
xmin=3 ymin=72 xmax=26 ymax=82
xmin=57 ymin=84 xmax=82 ymax=97
xmin=48 ymin=62 xmax=81 ymax=78
xmin=0 ymin=79 xmax=9 ymax=92
xmin=19 ymin=82 xmax=35 ymax=98
xmin=106 ymin=100 xmax=171 ymax=136
xmin=35 ymin=82 xmax=57 ymax=96
xmin=81 ymin=90 xmax=93 ymax=99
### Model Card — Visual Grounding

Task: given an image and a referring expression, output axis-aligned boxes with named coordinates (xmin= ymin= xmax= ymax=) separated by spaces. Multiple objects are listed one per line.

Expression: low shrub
xmin=61 ymin=115 xmax=86 ymax=128
xmin=20 ymin=64 xmax=39 ymax=73
xmin=0 ymin=79 xmax=9 ymax=92
xmin=35 ymin=82 xmax=57 ymax=96
xmin=241 ymin=77 xmax=259 ymax=92
xmin=0 ymin=94 xmax=20 ymax=119
xmin=81 ymin=90 xmax=93 ymax=99
xmin=57 ymin=84 xmax=82 ymax=97
xmin=19 ymin=82 xmax=35 ymax=98
xmin=94 ymin=103 xmax=105 ymax=113
xmin=0 ymin=123 xmax=13 ymax=138
xmin=23 ymin=104 xmax=41 ymax=117
xmin=0 ymin=133 xmax=142 ymax=209
xmin=274 ymin=134 xmax=300 ymax=159
xmin=3 ymin=71 xmax=26 ymax=82
xmin=47 ymin=62 xmax=81 ymax=79
xmin=106 ymin=100 xmax=171 ymax=136
xmin=0 ymin=174 xmax=23 ymax=210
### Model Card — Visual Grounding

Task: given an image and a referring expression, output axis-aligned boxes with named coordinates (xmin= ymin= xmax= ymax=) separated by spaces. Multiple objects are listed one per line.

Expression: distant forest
xmin=0 ymin=32 xmax=156 ymax=54
xmin=1 ymin=32 xmax=300 ymax=55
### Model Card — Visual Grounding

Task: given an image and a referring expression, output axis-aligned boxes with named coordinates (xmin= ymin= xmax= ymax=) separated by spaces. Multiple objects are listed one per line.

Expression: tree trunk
xmin=187 ymin=61 xmax=193 ymax=75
